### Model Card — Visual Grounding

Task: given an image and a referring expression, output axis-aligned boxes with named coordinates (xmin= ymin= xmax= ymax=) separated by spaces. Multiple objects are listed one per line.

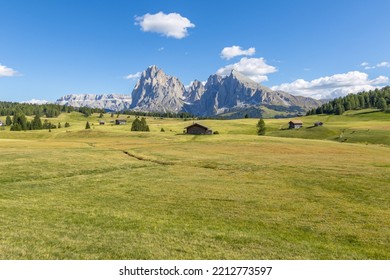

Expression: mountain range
xmin=56 ymin=65 xmax=323 ymax=118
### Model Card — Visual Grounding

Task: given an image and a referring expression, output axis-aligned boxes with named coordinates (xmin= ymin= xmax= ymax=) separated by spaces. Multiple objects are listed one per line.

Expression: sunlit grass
xmin=0 ymin=110 xmax=389 ymax=259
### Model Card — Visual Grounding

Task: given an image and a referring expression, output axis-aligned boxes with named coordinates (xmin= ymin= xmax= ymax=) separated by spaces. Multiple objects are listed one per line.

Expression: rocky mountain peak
xmin=130 ymin=65 xmax=185 ymax=112
xmin=205 ymin=74 xmax=223 ymax=88
xmin=228 ymin=69 xmax=259 ymax=88
xmin=185 ymin=80 xmax=205 ymax=103
xmin=143 ymin=65 xmax=161 ymax=79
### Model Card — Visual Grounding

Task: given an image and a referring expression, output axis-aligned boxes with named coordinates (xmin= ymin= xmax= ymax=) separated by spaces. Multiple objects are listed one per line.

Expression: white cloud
xmin=124 ymin=71 xmax=142 ymax=80
xmin=0 ymin=64 xmax=18 ymax=77
xmin=377 ymin=61 xmax=390 ymax=68
xmin=135 ymin=12 xmax=195 ymax=39
xmin=271 ymin=71 xmax=389 ymax=99
xmin=220 ymin=46 xmax=256 ymax=60
xmin=216 ymin=57 xmax=277 ymax=83
xmin=361 ymin=61 xmax=390 ymax=69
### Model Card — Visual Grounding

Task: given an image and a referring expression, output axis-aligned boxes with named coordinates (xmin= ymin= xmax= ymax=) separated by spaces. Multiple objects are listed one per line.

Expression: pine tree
xmin=131 ymin=118 xmax=141 ymax=131
xmin=11 ymin=112 xmax=28 ymax=130
xmin=358 ymin=95 xmax=365 ymax=109
xmin=140 ymin=117 xmax=150 ymax=131
xmin=31 ymin=115 xmax=43 ymax=130
xmin=377 ymin=97 xmax=387 ymax=110
xmin=335 ymin=104 xmax=345 ymax=115
xmin=11 ymin=123 xmax=22 ymax=131
xmin=85 ymin=121 xmax=91 ymax=129
xmin=65 ymin=122 xmax=70 ymax=128
xmin=131 ymin=117 xmax=150 ymax=131
xmin=5 ymin=115 xmax=11 ymax=126
xmin=257 ymin=118 xmax=266 ymax=135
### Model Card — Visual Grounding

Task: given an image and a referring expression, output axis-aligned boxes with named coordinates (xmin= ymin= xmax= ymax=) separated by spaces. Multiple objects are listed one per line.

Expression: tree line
xmin=307 ymin=86 xmax=390 ymax=115
xmin=0 ymin=101 xmax=104 ymax=118
xmin=121 ymin=110 xmax=195 ymax=119
xmin=8 ymin=112 xmax=70 ymax=131
xmin=0 ymin=101 xmax=104 ymax=131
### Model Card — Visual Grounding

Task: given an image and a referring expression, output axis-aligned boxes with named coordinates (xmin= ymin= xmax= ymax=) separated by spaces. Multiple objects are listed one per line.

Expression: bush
xmin=213 ymin=131 xmax=219 ymax=134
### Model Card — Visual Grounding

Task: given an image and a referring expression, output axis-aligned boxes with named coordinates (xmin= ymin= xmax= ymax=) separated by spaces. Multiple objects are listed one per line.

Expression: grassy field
xmin=0 ymin=110 xmax=389 ymax=259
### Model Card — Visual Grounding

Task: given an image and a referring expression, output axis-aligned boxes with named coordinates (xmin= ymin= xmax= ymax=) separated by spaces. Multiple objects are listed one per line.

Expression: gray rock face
xmin=55 ymin=94 xmax=132 ymax=112
xmin=189 ymin=70 xmax=322 ymax=116
xmin=130 ymin=65 xmax=186 ymax=112
xmin=184 ymin=80 xmax=205 ymax=103
xmin=56 ymin=65 xmax=322 ymax=117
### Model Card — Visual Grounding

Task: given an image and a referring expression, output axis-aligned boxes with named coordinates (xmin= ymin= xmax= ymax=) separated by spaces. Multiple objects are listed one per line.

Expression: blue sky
xmin=0 ymin=0 xmax=389 ymax=102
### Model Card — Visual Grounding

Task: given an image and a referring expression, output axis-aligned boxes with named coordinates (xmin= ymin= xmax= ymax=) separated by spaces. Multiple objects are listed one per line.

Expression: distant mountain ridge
xmin=55 ymin=65 xmax=323 ymax=118
xmin=56 ymin=94 xmax=132 ymax=112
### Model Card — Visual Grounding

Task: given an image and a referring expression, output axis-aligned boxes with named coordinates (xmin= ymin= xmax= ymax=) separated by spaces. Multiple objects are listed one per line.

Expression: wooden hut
xmin=185 ymin=123 xmax=212 ymax=135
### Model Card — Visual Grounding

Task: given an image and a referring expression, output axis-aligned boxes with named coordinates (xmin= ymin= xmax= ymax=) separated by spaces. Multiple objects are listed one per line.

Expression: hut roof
xmin=185 ymin=123 xmax=209 ymax=130
xmin=289 ymin=120 xmax=303 ymax=124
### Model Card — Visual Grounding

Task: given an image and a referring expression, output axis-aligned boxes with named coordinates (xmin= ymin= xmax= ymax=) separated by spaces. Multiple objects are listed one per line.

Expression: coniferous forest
xmin=0 ymin=102 xmax=104 ymax=131
xmin=307 ymin=86 xmax=390 ymax=115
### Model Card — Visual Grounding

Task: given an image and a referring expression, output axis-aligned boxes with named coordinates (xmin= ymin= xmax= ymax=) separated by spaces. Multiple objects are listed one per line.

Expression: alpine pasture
xmin=0 ymin=110 xmax=389 ymax=259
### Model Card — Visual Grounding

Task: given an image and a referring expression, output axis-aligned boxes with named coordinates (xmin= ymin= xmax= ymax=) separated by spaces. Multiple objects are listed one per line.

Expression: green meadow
xmin=0 ymin=110 xmax=389 ymax=259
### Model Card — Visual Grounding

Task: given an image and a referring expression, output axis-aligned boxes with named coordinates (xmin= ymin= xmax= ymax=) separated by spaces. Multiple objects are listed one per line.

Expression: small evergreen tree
xmin=377 ymin=97 xmax=387 ymax=110
xmin=65 ymin=122 xmax=70 ymax=128
xmin=131 ymin=117 xmax=150 ymax=131
xmin=11 ymin=112 xmax=28 ymax=130
xmin=131 ymin=118 xmax=141 ymax=131
xmin=85 ymin=121 xmax=91 ymax=129
xmin=58 ymin=122 xmax=61 ymax=129
xmin=6 ymin=115 xmax=12 ymax=126
xmin=31 ymin=115 xmax=43 ymax=130
xmin=10 ymin=123 xmax=22 ymax=131
xmin=335 ymin=104 xmax=345 ymax=115
xmin=257 ymin=118 xmax=266 ymax=135
xmin=140 ymin=117 xmax=150 ymax=131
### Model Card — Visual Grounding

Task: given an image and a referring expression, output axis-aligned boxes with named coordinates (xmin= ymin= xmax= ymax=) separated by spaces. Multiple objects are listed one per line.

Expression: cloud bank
xmin=135 ymin=12 xmax=195 ymax=39
xmin=271 ymin=71 xmax=389 ymax=99
xmin=220 ymin=46 xmax=256 ymax=60
xmin=217 ymin=57 xmax=277 ymax=83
